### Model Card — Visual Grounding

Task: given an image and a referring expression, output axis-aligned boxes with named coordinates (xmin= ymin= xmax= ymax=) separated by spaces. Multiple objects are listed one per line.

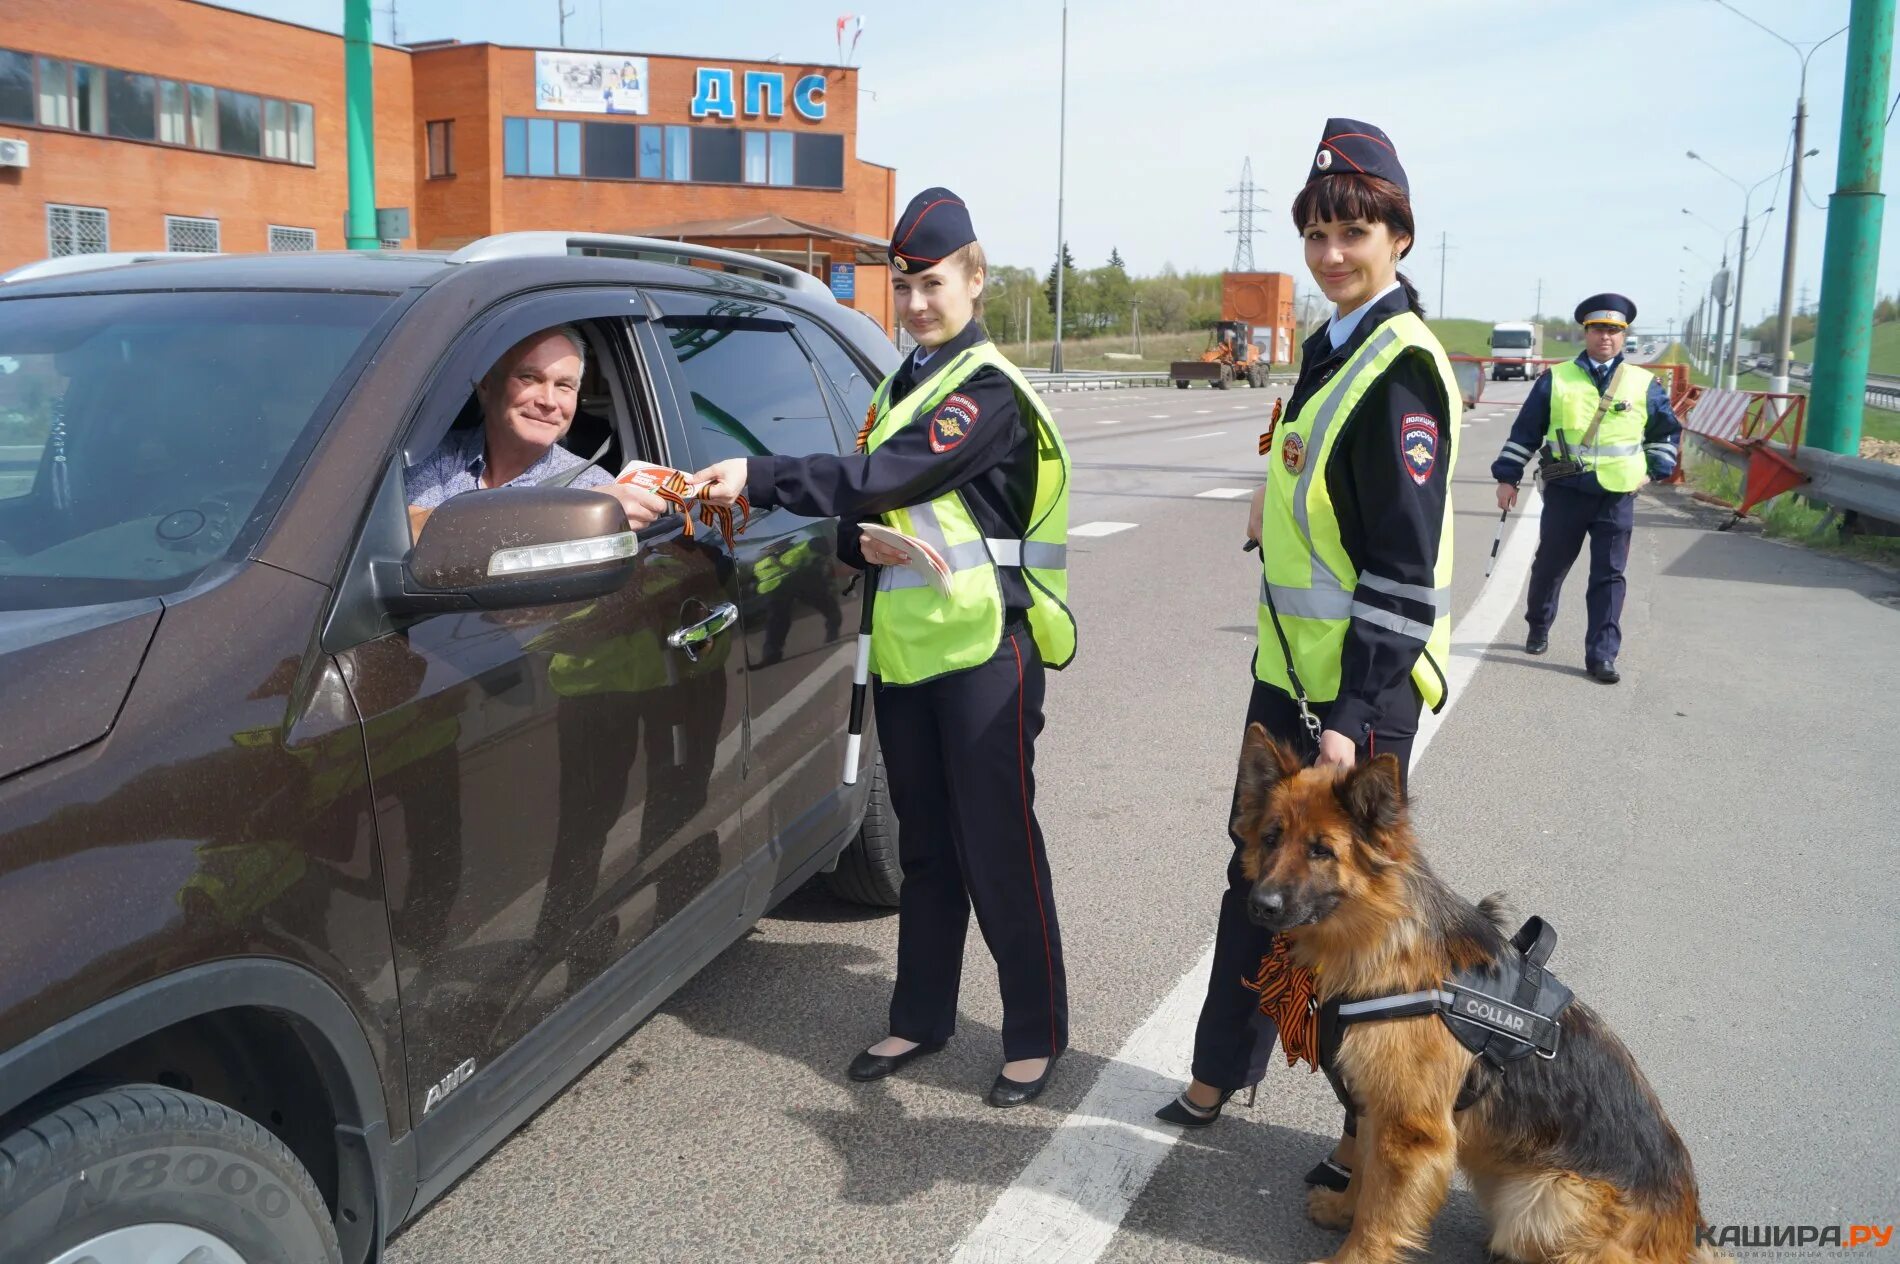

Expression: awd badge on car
xmin=424 ymin=1058 xmax=476 ymax=1114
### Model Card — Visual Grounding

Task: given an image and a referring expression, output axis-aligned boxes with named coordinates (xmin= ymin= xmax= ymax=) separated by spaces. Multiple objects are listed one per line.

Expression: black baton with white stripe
xmin=1485 ymin=507 xmax=1509 ymax=578
xmin=842 ymin=567 xmax=877 ymax=785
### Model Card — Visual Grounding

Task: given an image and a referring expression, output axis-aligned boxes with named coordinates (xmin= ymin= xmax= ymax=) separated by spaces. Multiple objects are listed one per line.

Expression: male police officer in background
xmin=1493 ymin=294 xmax=1681 ymax=684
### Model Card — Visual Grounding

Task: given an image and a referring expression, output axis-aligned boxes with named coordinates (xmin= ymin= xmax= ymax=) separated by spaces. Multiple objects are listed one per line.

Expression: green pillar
xmin=345 ymin=0 xmax=378 ymax=251
xmin=1806 ymin=0 xmax=1892 ymax=454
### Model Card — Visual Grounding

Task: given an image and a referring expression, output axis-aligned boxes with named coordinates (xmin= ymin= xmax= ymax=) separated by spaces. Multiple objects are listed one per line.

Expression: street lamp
xmin=1708 ymin=1 xmax=1847 ymax=392
xmin=1049 ymin=0 xmax=1068 ymax=373
xmin=1688 ymin=148 xmax=1809 ymax=387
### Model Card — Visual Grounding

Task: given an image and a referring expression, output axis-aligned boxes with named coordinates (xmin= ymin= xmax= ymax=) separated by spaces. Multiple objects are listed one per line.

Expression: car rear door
xmin=642 ymin=293 xmax=863 ymax=879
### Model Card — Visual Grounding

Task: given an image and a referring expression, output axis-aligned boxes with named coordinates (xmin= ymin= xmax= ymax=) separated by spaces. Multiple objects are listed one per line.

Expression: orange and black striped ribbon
xmin=1242 ymin=936 xmax=1320 ymax=1070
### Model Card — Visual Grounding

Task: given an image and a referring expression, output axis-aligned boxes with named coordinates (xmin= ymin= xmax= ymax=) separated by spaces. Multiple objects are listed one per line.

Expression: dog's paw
xmin=1306 ymin=1183 xmax=1355 ymax=1230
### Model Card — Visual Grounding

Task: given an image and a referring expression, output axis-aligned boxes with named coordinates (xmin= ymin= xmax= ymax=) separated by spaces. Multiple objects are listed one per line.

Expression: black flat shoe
xmin=987 ymin=1056 xmax=1058 ymax=1108
xmin=847 ymin=1039 xmax=946 ymax=1082
xmin=1153 ymin=1083 xmax=1254 ymax=1127
xmin=1303 ymin=1156 xmax=1353 ymax=1191
xmin=1587 ymin=659 xmax=1620 ymax=684
xmin=1525 ymin=631 xmax=1549 ymax=655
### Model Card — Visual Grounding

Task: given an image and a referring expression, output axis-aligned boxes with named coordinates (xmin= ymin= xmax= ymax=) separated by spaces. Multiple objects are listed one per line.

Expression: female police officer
xmin=1154 ymin=121 xmax=1461 ymax=1190
xmin=693 ymin=188 xmax=1077 ymax=1108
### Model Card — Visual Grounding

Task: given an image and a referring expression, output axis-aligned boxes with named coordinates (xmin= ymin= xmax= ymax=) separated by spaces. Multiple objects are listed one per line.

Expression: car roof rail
xmin=446 ymin=232 xmax=835 ymax=298
xmin=0 ymin=251 xmax=217 ymax=284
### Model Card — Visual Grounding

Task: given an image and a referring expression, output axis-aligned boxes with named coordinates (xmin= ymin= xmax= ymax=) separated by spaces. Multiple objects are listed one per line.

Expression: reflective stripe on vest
xmin=862 ymin=339 xmax=1076 ymax=684
xmin=1255 ymin=310 xmax=1461 ymax=711
xmin=1547 ymin=361 xmax=1652 ymax=493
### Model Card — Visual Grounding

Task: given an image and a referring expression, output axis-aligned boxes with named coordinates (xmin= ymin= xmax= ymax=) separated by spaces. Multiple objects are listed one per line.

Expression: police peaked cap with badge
xmin=1306 ymin=118 xmax=1409 ymax=195
xmin=1575 ymin=293 xmax=1637 ymax=329
xmin=888 ymin=187 xmax=976 ymax=275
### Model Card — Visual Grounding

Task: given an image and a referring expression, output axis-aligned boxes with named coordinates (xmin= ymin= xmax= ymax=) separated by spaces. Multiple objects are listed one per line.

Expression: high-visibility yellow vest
xmin=1547 ymin=360 xmax=1652 ymax=493
xmin=862 ymin=340 xmax=1076 ymax=686
xmin=1255 ymin=310 xmax=1460 ymax=711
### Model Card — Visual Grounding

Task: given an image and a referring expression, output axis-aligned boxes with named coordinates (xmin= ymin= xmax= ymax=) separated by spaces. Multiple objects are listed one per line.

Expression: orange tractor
xmin=1170 ymin=320 xmax=1268 ymax=389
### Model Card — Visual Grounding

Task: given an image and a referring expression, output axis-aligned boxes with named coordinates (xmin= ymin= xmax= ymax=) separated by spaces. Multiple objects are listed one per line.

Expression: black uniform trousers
xmin=874 ymin=621 xmax=1068 ymax=1062
xmin=1190 ymin=677 xmax=1420 ymax=1092
xmin=1524 ymin=479 xmax=1636 ymax=663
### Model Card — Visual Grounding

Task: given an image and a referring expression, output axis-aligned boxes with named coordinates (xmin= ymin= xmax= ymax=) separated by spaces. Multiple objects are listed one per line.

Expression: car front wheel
xmin=0 ymin=1085 xmax=340 ymax=1264
xmin=826 ymin=752 xmax=903 ymax=907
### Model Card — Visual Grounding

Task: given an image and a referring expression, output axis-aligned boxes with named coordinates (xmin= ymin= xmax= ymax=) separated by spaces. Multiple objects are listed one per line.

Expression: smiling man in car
xmin=405 ymin=325 xmax=666 ymax=534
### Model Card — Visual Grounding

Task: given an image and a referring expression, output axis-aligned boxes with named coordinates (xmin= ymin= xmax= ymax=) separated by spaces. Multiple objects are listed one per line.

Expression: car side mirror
xmin=383 ymin=485 xmax=639 ymax=616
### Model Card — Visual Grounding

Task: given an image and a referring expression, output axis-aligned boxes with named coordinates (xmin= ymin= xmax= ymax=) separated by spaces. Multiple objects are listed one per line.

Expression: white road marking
xmin=1195 ymin=487 xmax=1253 ymax=499
xmin=1194 ymin=409 xmax=1212 ymax=414
xmin=1068 ymin=521 xmax=1138 ymax=538
xmin=1148 ymin=413 xmax=1170 ymax=419
xmin=1169 ymin=431 xmax=1226 ymax=442
xmin=951 ymin=484 xmax=1547 ymax=1264
xmin=1097 ymin=418 xmax=1123 ymax=425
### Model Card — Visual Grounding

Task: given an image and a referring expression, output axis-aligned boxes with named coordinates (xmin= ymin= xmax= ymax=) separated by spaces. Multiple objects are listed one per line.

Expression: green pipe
xmin=1806 ymin=0 xmax=1892 ymax=455
xmin=345 ymin=0 xmax=378 ymax=251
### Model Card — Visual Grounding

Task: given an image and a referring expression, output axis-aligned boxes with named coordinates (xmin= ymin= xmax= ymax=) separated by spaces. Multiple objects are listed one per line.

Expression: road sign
xmin=830 ymin=264 xmax=855 ymax=300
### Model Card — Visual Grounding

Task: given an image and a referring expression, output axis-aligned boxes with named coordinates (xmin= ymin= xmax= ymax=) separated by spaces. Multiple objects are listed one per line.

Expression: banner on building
xmin=535 ymin=51 xmax=650 ymax=115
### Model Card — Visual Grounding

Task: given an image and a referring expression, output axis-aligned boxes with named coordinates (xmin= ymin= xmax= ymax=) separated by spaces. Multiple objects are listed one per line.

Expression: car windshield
xmin=1491 ymin=331 xmax=1532 ymax=349
xmin=0 ymin=290 xmax=393 ymax=611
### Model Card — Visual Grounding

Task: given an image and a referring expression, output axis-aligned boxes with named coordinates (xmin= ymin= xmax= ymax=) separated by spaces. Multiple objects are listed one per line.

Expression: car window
xmin=0 ymin=290 xmax=393 ymax=611
xmin=789 ymin=313 xmax=876 ymax=430
xmin=653 ymin=297 xmax=840 ymax=465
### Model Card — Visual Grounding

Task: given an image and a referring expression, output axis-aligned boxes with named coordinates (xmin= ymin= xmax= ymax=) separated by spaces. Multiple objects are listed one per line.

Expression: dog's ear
xmin=1336 ymin=752 xmax=1407 ymax=843
xmin=1232 ymin=723 xmax=1303 ymax=837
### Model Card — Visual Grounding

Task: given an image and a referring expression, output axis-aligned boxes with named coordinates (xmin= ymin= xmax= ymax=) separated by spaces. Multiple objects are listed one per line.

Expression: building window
xmin=794 ymin=133 xmax=844 ymax=189
xmin=188 ymin=83 xmax=216 ymax=150
xmin=72 ymin=64 xmax=104 ymax=134
xmin=0 ymin=49 xmax=32 ymax=124
xmin=502 ymin=117 xmax=527 ymax=176
xmin=427 ymin=120 xmax=453 ymax=177
xmin=268 ymin=225 xmax=316 ymax=252
xmin=583 ymin=120 xmax=635 ymax=179
xmin=769 ymin=131 xmax=794 ymax=187
xmin=557 ymin=120 xmax=581 ymax=176
xmin=36 ymin=57 xmax=70 ymax=128
xmin=157 ymin=79 xmax=186 ymax=144
xmin=664 ymin=125 xmax=690 ymax=181
xmin=262 ymin=97 xmax=288 ymax=160
xmin=165 ymin=215 xmax=220 ymax=253
xmin=105 ymin=69 xmax=156 ymax=141
xmin=289 ymin=101 xmax=313 ymax=165
xmin=527 ymin=117 xmax=555 ymax=176
xmin=46 ymin=204 xmax=109 ymax=257
xmin=637 ymin=125 xmax=662 ymax=179
xmin=216 ymin=90 xmax=260 ymax=157
xmin=743 ymin=132 xmax=766 ymax=184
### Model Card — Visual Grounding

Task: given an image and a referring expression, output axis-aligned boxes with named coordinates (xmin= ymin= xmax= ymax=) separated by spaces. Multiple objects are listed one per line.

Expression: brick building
xmin=0 ymin=0 xmax=897 ymax=328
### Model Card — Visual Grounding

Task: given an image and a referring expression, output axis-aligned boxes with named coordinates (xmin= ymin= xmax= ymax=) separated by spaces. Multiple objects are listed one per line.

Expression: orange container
xmin=1223 ymin=272 xmax=1297 ymax=364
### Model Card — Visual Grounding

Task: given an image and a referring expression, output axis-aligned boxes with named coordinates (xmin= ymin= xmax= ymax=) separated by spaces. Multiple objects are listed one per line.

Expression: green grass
xmin=1683 ymin=447 xmax=1900 ymax=565
xmin=1789 ymin=320 xmax=1900 ymax=378
xmin=1425 ymin=319 xmax=1497 ymax=358
xmin=999 ymin=330 xmax=1241 ymax=374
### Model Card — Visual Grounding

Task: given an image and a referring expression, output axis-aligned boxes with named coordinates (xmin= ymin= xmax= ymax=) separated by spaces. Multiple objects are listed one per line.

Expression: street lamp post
xmin=1688 ymin=150 xmax=1806 ymax=387
xmin=1709 ymin=2 xmax=1848 ymax=393
xmin=1050 ymin=0 xmax=1068 ymax=374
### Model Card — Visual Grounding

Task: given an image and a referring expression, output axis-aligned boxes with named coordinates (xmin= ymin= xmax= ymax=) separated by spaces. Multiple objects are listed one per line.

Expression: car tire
xmin=0 ymin=1084 xmax=341 ymax=1264
xmin=826 ymin=753 xmax=902 ymax=908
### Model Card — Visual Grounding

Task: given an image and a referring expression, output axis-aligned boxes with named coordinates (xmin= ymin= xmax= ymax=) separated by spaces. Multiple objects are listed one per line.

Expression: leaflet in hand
xmin=857 ymin=522 xmax=951 ymax=597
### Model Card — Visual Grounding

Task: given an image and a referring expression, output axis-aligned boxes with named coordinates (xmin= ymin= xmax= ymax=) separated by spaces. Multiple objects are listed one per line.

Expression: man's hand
xmin=1496 ymin=482 xmax=1519 ymax=512
xmin=860 ymin=535 xmax=911 ymax=567
xmin=1248 ymin=484 xmax=1266 ymax=544
xmin=1637 ymin=474 xmax=1652 ymax=490
xmin=1316 ymin=729 xmax=1358 ymax=769
xmin=691 ymin=459 xmax=749 ymax=508
xmin=599 ymin=483 xmax=669 ymax=529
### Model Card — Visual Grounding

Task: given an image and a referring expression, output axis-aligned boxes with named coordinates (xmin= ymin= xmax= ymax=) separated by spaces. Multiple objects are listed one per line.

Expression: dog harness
xmin=1314 ymin=917 xmax=1575 ymax=1115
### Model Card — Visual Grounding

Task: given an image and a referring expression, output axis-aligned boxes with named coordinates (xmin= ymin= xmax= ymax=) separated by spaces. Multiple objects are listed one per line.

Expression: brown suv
xmin=0 ymin=236 xmax=902 ymax=1264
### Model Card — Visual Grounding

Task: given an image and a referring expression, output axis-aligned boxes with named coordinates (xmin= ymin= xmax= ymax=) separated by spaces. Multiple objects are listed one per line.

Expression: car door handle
xmin=667 ymin=602 xmax=739 ymax=662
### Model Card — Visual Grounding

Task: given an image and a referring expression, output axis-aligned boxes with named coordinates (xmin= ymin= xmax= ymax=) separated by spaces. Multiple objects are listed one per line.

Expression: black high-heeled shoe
xmin=1303 ymin=1157 xmax=1352 ymax=1191
xmin=1153 ymin=1083 xmax=1255 ymax=1127
xmin=847 ymin=1039 xmax=946 ymax=1082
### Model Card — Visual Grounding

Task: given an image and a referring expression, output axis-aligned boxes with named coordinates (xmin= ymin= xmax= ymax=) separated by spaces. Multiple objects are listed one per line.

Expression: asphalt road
xmin=387 ymin=379 xmax=1900 ymax=1262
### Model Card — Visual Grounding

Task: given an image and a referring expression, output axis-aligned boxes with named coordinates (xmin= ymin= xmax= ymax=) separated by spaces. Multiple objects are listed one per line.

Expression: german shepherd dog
xmin=1234 ymin=725 xmax=1724 ymax=1264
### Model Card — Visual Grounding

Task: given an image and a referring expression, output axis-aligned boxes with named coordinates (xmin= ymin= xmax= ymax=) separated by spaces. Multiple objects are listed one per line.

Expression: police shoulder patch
xmin=1400 ymin=413 xmax=1439 ymax=486
xmin=930 ymin=391 xmax=981 ymax=453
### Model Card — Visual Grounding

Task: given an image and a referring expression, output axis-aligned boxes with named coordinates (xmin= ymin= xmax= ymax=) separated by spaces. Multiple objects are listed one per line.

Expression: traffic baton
xmin=1484 ymin=507 xmax=1509 ymax=578
xmin=842 ymin=568 xmax=877 ymax=785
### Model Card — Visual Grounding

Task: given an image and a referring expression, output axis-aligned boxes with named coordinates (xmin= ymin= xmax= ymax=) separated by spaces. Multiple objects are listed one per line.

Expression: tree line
xmin=978 ymin=248 xmax=1277 ymax=346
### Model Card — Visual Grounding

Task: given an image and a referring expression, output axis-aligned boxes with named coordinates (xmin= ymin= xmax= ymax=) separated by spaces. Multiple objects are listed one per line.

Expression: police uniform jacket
xmin=1490 ymin=352 xmax=1683 ymax=493
xmin=1282 ymin=285 xmax=1453 ymax=741
xmin=742 ymin=320 xmax=1036 ymax=615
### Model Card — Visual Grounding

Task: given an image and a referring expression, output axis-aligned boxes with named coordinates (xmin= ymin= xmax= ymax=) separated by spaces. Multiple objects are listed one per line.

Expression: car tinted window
xmin=656 ymin=300 xmax=840 ymax=464
xmin=0 ymin=290 xmax=393 ymax=610
xmin=789 ymin=313 xmax=876 ymax=443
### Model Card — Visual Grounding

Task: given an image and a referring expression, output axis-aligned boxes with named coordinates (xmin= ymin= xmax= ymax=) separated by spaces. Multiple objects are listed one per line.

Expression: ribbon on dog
xmin=1243 ymin=937 xmax=1320 ymax=1070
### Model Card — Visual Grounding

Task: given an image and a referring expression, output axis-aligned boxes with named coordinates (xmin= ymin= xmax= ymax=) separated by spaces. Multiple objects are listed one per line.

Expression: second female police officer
xmin=694 ymin=188 xmax=1077 ymax=1107
xmin=1153 ymin=120 xmax=1462 ymax=1193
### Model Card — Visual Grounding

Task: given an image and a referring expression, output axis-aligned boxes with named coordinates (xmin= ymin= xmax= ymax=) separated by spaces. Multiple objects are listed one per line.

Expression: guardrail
xmin=1016 ymin=368 xmax=1296 ymax=393
xmin=1773 ymin=361 xmax=1899 ymax=410
xmin=1683 ymin=387 xmax=1900 ymax=528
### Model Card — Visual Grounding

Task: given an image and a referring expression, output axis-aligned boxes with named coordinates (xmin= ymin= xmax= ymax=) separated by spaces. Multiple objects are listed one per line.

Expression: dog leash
xmin=1257 ymin=579 xmax=1325 ymax=747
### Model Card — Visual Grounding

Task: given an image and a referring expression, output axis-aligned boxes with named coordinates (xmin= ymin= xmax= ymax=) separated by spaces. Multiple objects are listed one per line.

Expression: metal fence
xmin=1018 ymin=368 xmax=1296 ymax=393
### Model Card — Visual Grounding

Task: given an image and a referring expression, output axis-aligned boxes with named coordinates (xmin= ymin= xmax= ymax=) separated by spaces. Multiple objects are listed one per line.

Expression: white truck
xmin=1488 ymin=321 xmax=1544 ymax=380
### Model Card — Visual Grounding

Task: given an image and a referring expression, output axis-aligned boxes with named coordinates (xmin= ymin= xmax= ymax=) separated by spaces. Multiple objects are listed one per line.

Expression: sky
xmin=210 ymin=0 xmax=1899 ymax=334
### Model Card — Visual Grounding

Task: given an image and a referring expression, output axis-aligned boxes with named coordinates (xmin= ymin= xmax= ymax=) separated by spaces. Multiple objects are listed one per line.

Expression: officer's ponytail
xmin=1396 ymin=272 xmax=1426 ymax=317
xmin=1291 ymin=173 xmax=1424 ymax=315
